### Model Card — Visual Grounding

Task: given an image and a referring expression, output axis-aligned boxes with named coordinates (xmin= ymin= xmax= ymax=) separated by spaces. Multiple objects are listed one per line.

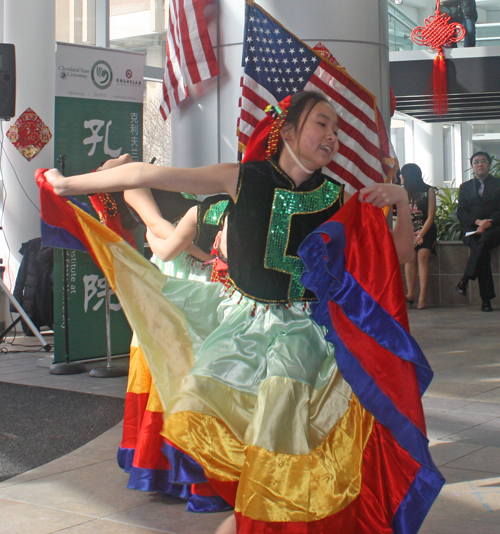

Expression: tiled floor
xmin=1 ymin=305 xmax=500 ymax=533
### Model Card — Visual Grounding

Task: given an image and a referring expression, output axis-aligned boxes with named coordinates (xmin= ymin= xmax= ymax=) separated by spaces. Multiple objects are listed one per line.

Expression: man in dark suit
xmin=456 ymin=151 xmax=500 ymax=311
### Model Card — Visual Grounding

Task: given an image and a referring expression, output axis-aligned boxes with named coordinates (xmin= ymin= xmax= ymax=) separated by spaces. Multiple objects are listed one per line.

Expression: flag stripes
xmin=160 ymin=0 xmax=219 ymax=120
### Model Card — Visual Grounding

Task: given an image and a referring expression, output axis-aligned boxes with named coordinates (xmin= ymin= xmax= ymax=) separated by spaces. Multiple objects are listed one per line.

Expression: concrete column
xmin=171 ymin=0 xmax=390 ymax=168
xmin=461 ymin=121 xmax=473 ymax=187
xmin=1 ymin=0 xmax=55 ymax=286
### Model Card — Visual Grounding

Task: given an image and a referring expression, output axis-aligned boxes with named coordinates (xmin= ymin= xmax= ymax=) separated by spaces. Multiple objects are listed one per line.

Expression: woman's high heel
xmin=405 ymin=297 xmax=415 ymax=309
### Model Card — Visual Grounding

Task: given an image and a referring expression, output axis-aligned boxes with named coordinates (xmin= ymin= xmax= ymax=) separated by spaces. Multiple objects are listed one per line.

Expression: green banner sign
xmin=53 ymin=43 xmax=144 ymax=363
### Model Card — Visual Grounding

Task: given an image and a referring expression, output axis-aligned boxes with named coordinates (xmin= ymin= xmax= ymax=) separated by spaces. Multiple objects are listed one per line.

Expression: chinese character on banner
xmin=6 ymin=107 xmax=52 ymax=161
xmin=83 ymin=119 xmax=122 ymax=157
xmin=83 ymin=274 xmax=121 ymax=313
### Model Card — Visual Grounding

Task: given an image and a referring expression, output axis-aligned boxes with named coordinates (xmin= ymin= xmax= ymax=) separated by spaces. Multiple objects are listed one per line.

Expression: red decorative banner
xmin=410 ymin=0 xmax=465 ymax=116
xmin=6 ymin=107 xmax=52 ymax=161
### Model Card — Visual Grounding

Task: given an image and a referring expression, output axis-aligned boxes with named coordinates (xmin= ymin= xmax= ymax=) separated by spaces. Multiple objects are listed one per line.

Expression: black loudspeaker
xmin=0 ymin=44 xmax=15 ymax=120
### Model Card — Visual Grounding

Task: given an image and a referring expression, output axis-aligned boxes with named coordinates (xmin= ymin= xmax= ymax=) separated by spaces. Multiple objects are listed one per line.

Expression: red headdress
xmin=242 ymin=96 xmax=291 ymax=163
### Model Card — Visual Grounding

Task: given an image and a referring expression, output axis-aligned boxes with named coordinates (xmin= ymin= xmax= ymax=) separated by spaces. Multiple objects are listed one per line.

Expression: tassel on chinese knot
xmin=410 ymin=0 xmax=465 ymax=117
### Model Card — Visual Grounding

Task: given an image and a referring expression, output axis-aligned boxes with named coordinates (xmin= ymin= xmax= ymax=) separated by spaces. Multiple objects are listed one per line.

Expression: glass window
xmin=143 ymin=81 xmax=171 ymax=167
xmin=56 ymin=0 xmax=97 ymax=46
xmin=471 ymin=121 xmax=500 ymax=163
xmin=389 ymin=0 xmax=500 ymax=52
xmin=110 ymin=0 xmax=167 ymax=69
xmin=56 ymin=1 xmax=168 ymax=69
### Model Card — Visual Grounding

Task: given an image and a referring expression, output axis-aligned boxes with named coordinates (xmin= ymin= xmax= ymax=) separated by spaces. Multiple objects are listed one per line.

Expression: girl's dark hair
xmin=401 ymin=163 xmax=428 ymax=203
xmin=278 ymin=91 xmax=333 ymax=154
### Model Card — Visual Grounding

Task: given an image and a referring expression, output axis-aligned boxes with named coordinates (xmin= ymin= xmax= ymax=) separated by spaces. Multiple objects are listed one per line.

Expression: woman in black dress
xmin=401 ymin=163 xmax=437 ymax=310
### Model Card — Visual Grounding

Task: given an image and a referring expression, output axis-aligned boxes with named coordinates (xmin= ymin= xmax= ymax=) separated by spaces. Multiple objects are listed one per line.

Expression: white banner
xmin=55 ymin=42 xmax=144 ymax=103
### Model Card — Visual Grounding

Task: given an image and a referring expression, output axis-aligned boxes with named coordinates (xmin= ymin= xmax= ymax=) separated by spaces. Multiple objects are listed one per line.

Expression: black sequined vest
xmin=226 ymin=159 xmax=343 ymax=303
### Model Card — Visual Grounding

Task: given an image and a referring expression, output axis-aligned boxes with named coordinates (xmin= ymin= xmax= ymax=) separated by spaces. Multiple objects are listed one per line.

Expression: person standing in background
xmin=440 ymin=0 xmax=478 ymax=47
xmin=401 ymin=163 xmax=437 ymax=310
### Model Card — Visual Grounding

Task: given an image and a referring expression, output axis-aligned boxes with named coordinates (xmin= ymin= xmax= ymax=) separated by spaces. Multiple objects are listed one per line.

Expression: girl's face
xmin=285 ymin=101 xmax=340 ymax=171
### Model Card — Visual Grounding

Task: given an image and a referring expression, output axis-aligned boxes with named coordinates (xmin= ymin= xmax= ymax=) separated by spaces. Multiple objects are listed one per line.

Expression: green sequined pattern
xmin=265 ymin=181 xmax=340 ymax=300
xmin=204 ymin=200 xmax=229 ymax=226
xmin=181 ymin=192 xmax=199 ymax=201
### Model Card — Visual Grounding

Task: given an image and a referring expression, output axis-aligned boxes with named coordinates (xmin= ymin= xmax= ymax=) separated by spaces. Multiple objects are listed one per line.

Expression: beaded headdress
xmin=242 ymin=96 xmax=291 ymax=163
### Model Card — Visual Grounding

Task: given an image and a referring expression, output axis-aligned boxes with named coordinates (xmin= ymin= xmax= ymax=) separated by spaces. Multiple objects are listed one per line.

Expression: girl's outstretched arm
xmin=124 ymin=188 xmax=211 ymax=262
xmin=146 ymin=206 xmax=210 ymax=263
xmin=46 ymin=159 xmax=240 ymax=200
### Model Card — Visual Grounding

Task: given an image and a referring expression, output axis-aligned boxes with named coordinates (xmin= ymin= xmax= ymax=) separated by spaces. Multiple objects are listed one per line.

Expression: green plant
xmin=489 ymin=155 xmax=500 ymax=177
xmin=435 ymin=181 xmax=461 ymax=241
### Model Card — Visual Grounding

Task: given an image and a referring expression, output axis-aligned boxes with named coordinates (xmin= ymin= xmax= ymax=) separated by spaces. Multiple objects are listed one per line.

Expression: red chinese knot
xmin=409 ymin=1 xmax=466 ymax=116
xmin=411 ymin=12 xmax=465 ymax=51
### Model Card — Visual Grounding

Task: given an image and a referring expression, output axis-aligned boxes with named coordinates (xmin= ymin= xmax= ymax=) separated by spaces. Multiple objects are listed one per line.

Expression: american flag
xmin=237 ymin=2 xmax=396 ymax=192
xmin=160 ymin=0 xmax=219 ymax=120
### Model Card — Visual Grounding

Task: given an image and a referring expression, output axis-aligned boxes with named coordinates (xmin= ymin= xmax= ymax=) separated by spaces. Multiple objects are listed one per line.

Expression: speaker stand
xmin=89 ymin=279 xmax=128 ymax=378
xmin=0 ymin=275 xmax=51 ymax=351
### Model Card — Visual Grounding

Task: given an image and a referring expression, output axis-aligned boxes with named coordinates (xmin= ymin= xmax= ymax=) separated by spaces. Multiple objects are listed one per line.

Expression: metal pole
xmin=89 ymin=279 xmax=128 ymax=378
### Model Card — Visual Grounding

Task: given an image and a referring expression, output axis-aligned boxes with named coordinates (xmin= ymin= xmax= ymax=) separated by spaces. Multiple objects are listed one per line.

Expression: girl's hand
xmin=45 ymin=169 xmax=67 ymax=196
xmin=358 ymin=183 xmax=407 ymax=209
xmin=97 ymin=154 xmax=133 ymax=171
